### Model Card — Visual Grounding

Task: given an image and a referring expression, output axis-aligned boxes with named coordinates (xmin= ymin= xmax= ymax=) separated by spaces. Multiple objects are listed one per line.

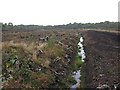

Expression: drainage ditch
xmin=71 ymin=34 xmax=86 ymax=89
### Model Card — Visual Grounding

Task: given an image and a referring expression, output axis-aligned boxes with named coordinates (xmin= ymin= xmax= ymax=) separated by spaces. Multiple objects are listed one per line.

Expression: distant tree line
xmin=54 ymin=21 xmax=119 ymax=30
xmin=2 ymin=21 xmax=120 ymax=31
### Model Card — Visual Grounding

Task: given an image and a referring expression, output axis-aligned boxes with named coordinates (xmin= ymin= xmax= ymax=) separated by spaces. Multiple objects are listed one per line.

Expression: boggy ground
xmin=1 ymin=29 xmax=120 ymax=89
xmin=2 ymin=29 xmax=81 ymax=89
xmin=82 ymin=30 xmax=120 ymax=89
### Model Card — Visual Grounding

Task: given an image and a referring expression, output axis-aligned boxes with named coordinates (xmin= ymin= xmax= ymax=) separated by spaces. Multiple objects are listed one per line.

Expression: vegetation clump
xmin=2 ymin=30 xmax=79 ymax=89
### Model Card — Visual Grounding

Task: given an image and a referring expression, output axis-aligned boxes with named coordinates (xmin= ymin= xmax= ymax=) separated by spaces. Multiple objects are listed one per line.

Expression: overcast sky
xmin=0 ymin=0 xmax=119 ymax=25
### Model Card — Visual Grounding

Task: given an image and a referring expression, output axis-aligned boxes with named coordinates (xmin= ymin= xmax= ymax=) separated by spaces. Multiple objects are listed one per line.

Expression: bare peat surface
xmin=82 ymin=30 xmax=120 ymax=89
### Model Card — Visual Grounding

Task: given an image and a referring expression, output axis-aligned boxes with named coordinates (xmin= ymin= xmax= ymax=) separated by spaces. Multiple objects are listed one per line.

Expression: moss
xmin=73 ymin=55 xmax=83 ymax=71
xmin=68 ymin=75 xmax=77 ymax=85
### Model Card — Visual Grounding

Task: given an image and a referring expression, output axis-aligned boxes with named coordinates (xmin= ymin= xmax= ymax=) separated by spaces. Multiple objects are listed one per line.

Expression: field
xmin=1 ymin=29 xmax=120 ymax=89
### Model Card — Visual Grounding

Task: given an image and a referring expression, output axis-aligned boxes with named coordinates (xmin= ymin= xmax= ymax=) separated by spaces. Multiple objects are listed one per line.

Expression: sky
xmin=0 ymin=0 xmax=119 ymax=25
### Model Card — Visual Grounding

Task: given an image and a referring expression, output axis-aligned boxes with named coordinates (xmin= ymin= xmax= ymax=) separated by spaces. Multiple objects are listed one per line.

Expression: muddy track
xmin=82 ymin=30 xmax=120 ymax=89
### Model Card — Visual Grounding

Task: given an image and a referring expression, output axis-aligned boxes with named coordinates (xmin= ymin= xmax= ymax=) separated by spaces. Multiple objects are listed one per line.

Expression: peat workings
xmin=82 ymin=30 xmax=120 ymax=89
xmin=2 ymin=30 xmax=82 ymax=89
xmin=1 ymin=29 xmax=119 ymax=89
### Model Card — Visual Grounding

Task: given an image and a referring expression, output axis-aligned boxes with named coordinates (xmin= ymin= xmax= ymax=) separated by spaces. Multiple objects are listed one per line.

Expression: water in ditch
xmin=71 ymin=35 xmax=86 ymax=90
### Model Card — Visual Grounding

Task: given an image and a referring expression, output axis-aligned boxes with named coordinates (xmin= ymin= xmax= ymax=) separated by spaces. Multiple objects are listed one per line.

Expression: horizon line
xmin=1 ymin=20 xmax=118 ymax=26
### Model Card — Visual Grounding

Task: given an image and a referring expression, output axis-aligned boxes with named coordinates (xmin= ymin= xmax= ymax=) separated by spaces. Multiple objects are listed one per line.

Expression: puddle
xmin=71 ymin=34 xmax=85 ymax=89
xmin=71 ymin=70 xmax=81 ymax=89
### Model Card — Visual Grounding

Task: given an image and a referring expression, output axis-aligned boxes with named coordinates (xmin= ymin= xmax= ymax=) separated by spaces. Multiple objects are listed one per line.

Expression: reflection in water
xmin=71 ymin=34 xmax=85 ymax=89
xmin=71 ymin=70 xmax=81 ymax=89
